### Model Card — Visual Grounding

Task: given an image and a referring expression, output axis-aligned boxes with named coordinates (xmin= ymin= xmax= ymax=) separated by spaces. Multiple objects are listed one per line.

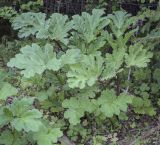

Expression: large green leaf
xmin=0 ymin=108 xmax=13 ymax=126
xmin=33 ymin=125 xmax=63 ymax=145
xmin=67 ymin=52 xmax=104 ymax=89
xmin=11 ymin=109 xmax=42 ymax=132
xmin=12 ymin=12 xmax=72 ymax=44
xmin=102 ymin=48 xmax=125 ymax=80
xmin=70 ymin=9 xmax=109 ymax=54
xmin=132 ymin=97 xmax=156 ymax=116
xmin=62 ymin=97 xmax=96 ymax=125
xmin=106 ymin=11 xmax=138 ymax=49
xmin=0 ymin=131 xmax=27 ymax=145
xmin=12 ymin=12 xmax=47 ymax=38
xmin=7 ymin=43 xmax=61 ymax=78
xmin=9 ymin=98 xmax=42 ymax=132
xmin=107 ymin=11 xmax=136 ymax=38
xmin=60 ymin=49 xmax=81 ymax=66
xmin=97 ymin=89 xmax=133 ymax=117
xmin=72 ymin=9 xmax=110 ymax=43
xmin=125 ymin=44 xmax=153 ymax=68
xmin=47 ymin=13 xmax=73 ymax=45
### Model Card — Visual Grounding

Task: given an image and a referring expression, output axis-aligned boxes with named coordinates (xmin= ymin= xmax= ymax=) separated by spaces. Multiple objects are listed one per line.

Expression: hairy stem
xmin=115 ymin=75 xmax=120 ymax=96
xmin=53 ymin=40 xmax=65 ymax=52
xmin=125 ymin=68 xmax=132 ymax=93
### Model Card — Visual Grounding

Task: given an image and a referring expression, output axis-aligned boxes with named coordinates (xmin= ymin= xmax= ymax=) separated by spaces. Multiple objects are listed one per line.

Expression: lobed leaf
xmin=67 ymin=52 xmax=104 ymax=89
xmin=0 ymin=82 xmax=17 ymax=100
xmin=97 ymin=89 xmax=133 ymax=117
xmin=7 ymin=43 xmax=61 ymax=78
xmin=72 ymin=9 xmax=110 ymax=43
xmin=33 ymin=125 xmax=62 ymax=145
xmin=125 ymin=44 xmax=153 ymax=68
xmin=102 ymin=48 xmax=125 ymax=80
xmin=0 ymin=131 xmax=27 ymax=145
xmin=12 ymin=12 xmax=72 ymax=44
xmin=62 ymin=97 xmax=96 ymax=125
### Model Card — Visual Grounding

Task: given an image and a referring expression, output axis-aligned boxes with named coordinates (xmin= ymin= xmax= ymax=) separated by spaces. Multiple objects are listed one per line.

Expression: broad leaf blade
xmin=7 ymin=43 xmax=61 ymax=78
xmin=0 ymin=82 xmax=17 ymax=100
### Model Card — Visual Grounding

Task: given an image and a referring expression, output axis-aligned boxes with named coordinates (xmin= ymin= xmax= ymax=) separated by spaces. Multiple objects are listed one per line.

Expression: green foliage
xmin=0 ymin=97 xmax=62 ymax=145
xmin=0 ymin=131 xmax=27 ymax=145
xmin=0 ymin=6 xmax=17 ymax=20
xmin=67 ymin=52 xmax=104 ymax=89
xmin=12 ymin=12 xmax=73 ymax=44
xmin=97 ymin=89 xmax=133 ymax=117
xmin=47 ymin=14 xmax=73 ymax=45
xmin=7 ymin=43 xmax=61 ymax=78
xmin=11 ymin=109 xmax=42 ymax=132
xmin=21 ymin=0 xmax=43 ymax=12
xmin=93 ymin=135 xmax=106 ymax=145
xmin=153 ymin=68 xmax=160 ymax=83
xmin=107 ymin=11 xmax=136 ymax=38
xmin=0 ymin=82 xmax=17 ymax=100
xmin=60 ymin=48 xmax=81 ymax=66
xmin=72 ymin=9 xmax=109 ymax=43
xmin=63 ymin=88 xmax=133 ymax=125
xmin=125 ymin=44 xmax=153 ymax=68
xmin=132 ymin=97 xmax=156 ymax=116
xmin=0 ymin=6 xmax=159 ymax=145
xmin=62 ymin=97 xmax=96 ymax=125
xmin=33 ymin=125 xmax=62 ymax=145
xmin=102 ymin=48 xmax=124 ymax=80
xmin=106 ymin=11 xmax=138 ymax=49
xmin=12 ymin=12 xmax=47 ymax=38
xmin=0 ymin=98 xmax=43 ymax=132
xmin=7 ymin=42 xmax=82 ymax=78
xmin=70 ymin=9 xmax=109 ymax=54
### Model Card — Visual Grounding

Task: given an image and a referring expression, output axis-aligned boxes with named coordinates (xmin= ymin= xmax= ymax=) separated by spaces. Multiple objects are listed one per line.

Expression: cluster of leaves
xmin=20 ymin=0 xmax=43 ymax=12
xmin=0 ymin=6 xmax=17 ymax=21
xmin=0 ymin=5 xmax=159 ymax=145
xmin=0 ymin=70 xmax=62 ymax=145
xmin=0 ymin=0 xmax=43 ymax=21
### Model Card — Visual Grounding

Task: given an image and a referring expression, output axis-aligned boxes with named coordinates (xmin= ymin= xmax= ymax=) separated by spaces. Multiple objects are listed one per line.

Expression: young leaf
xmin=125 ymin=44 xmax=153 ymax=68
xmin=7 ymin=43 xmax=61 ymax=78
xmin=97 ymin=89 xmax=133 ymax=117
